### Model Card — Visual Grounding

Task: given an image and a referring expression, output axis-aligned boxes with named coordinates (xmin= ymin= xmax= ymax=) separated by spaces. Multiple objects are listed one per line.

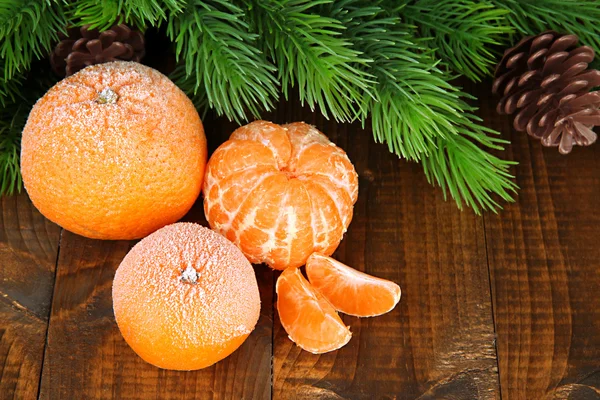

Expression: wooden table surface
xmin=1 ymin=81 xmax=600 ymax=400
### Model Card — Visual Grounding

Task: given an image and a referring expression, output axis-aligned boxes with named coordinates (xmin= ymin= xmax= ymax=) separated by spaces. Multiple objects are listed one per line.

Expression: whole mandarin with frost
xmin=203 ymin=121 xmax=358 ymax=270
xmin=21 ymin=61 xmax=207 ymax=240
xmin=112 ymin=222 xmax=261 ymax=370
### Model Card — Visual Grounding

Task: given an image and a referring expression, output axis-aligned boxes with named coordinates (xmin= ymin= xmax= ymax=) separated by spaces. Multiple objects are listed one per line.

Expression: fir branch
xmin=0 ymin=0 xmax=67 ymax=80
xmin=330 ymin=0 xmax=517 ymax=213
xmin=0 ymin=60 xmax=24 ymax=107
xmin=493 ymin=0 xmax=600 ymax=53
xmin=68 ymin=0 xmax=186 ymax=30
xmin=167 ymin=0 xmax=279 ymax=123
xmin=422 ymin=124 xmax=517 ymax=212
xmin=242 ymin=0 xmax=374 ymax=122
xmin=403 ymin=0 xmax=513 ymax=81
xmin=0 ymin=102 xmax=27 ymax=195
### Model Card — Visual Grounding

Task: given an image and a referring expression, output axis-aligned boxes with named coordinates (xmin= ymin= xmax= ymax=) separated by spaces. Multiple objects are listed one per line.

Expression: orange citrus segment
xmin=302 ymin=180 xmax=344 ymax=255
xmin=276 ymin=267 xmax=351 ymax=354
xmin=305 ymin=253 xmax=401 ymax=317
xmin=230 ymin=120 xmax=292 ymax=168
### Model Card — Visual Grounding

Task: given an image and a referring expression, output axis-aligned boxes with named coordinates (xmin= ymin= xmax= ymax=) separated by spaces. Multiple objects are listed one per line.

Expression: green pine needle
xmin=0 ymin=103 xmax=28 ymax=195
xmin=422 ymin=124 xmax=517 ymax=213
xmin=494 ymin=0 xmax=600 ymax=53
xmin=0 ymin=0 xmax=67 ymax=80
xmin=168 ymin=0 xmax=279 ymax=123
xmin=243 ymin=0 xmax=374 ymax=122
xmin=67 ymin=0 xmax=186 ymax=30
xmin=0 ymin=60 xmax=24 ymax=107
xmin=330 ymin=0 xmax=517 ymax=213
xmin=404 ymin=0 xmax=514 ymax=82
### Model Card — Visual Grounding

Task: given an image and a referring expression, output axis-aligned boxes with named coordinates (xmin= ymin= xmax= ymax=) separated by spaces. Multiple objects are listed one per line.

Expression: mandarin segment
xmin=203 ymin=120 xmax=358 ymax=270
xmin=204 ymin=166 xmax=278 ymax=234
xmin=112 ymin=223 xmax=261 ymax=370
xmin=276 ymin=267 xmax=351 ymax=354
xmin=306 ymin=253 xmax=401 ymax=317
xmin=204 ymin=140 xmax=278 ymax=182
xmin=261 ymin=179 xmax=314 ymax=268
xmin=230 ymin=120 xmax=292 ymax=168
xmin=21 ymin=61 xmax=206 ymax=240
xmin=302 ymin=180 xmax=345 ymax=255
xmin=284 ymin=122 xmax=358 ymax=206
xmin=229 ymin=173 xmax=290 ymax=262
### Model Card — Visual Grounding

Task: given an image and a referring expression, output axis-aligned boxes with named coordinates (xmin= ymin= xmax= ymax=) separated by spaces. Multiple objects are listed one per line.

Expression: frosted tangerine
xmin=21 ymin=61 xmax=207 ymax=240
xmin=276 ymin=267 xmax=351 ymax=354
xmin=306 ymin=253 xmax=401 ymax=317
xmin=203 ymin=121 xmax=358 ymax=270
xmin=112 ymin=222 xmax=261 ymax=370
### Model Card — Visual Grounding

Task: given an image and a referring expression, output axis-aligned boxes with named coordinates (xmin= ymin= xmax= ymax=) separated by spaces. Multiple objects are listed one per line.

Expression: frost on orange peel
xmin=306 ymin=253 xmax=401 ymax=317
xmin=21 ymin=61 xmax=207 ymax=240
xmin=203 ymin=120 xmax=358 ymax=270
xmin=276 ymin=267 xmax=351 ymax=354
xmin=112 ymin=223 xmax=260 ymax=370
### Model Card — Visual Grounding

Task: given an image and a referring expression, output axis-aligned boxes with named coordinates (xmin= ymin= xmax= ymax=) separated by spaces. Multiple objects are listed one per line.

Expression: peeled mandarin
xmin=306 ymin=253 xmax=401 ymax=317
xmin=112 ymin=223 xmax=260 ymax=370
xmin=276 ymin=267 xmax=351 ymax=354
xmin=21 ymin=61 xmax=207 ymax=240
xmin=203 ymin=120 xmax=358 ymax=270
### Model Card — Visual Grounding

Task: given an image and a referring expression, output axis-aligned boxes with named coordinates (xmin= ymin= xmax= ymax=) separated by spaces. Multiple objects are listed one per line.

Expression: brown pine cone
xmin=50 ymin=25 xmax=145 ymax=77
xmin=493 ymin=31 xmax=600 ymax=154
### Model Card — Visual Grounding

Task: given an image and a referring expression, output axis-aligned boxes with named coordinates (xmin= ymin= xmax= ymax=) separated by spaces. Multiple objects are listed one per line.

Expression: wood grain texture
xmin=0 ymin=193 xmax=61 ymax=399
xmin=479 ymin=81 xmax=600 ymax=400
xmin=271 ymin=110 xmax=500 ymax=399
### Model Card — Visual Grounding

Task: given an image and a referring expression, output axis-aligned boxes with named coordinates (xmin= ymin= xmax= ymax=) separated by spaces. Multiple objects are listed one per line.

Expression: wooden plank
xmin=0 ymin=193 xmax=61 ymax=399
xmin=272 ymin=112 xmax=500 ymax=398
xmin=480 ymin=83 xmax=600 ymax=399
xmin=38 ymin=116 xmax=274 ymax=399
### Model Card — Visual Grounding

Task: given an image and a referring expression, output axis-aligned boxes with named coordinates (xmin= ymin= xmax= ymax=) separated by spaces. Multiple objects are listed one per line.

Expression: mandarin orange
xmin=21 ymin=61 xmax=207 ymax=240
xmin=112 ymin=222 xmax=261 ymax=370
xmin=306 ymin=253 xmax=401 ymax=317
xmin=276 ymin=267 xmax=351 ymax=354
xmin=203 ymin=121 xmax=358 ymax=270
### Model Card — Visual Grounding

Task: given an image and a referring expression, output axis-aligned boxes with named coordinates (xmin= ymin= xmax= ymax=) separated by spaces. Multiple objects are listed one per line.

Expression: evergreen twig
xmin=493 ymin=0 xmax=600 ymax=53
xmin=0 ymin=0 xmax=67 ymax=80
xmin=0 ymin=102 xmax=27 ymax=195
xmin=9 ymin=0 xmax=600 ymax=212
xmin=168 ymin=0 xmax=279 ymax=123
xmin=67 ymin=0 xmax=186 ymax=30
xmin=243 ymin=0 xmax=374 ymax=122
xmin=404 ymin=0 xmax=513 ymax=81
xmin=0 ymin=60 xmax=24 ymax=107
xmin=327 ymin=0 xmax=517 ymax=213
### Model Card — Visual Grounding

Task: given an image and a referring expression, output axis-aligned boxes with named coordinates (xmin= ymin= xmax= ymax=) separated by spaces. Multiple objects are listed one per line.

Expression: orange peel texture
xmin=112 ymin=223 xmax=261 ymax=370
xmin=21 ymin=61 xmax=207 ymax=240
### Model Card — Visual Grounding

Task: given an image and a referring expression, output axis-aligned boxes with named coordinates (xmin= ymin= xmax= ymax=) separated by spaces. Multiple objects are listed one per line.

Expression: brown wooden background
xmin=1 ymin=81 xmax=600 ymax=400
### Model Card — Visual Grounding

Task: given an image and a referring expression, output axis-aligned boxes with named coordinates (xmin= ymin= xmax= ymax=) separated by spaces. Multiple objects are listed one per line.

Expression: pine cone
xmin=493 ymin=31 xmax=600 ymax=154
xmin=50 ymin=25 xmax=145 ymax=77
